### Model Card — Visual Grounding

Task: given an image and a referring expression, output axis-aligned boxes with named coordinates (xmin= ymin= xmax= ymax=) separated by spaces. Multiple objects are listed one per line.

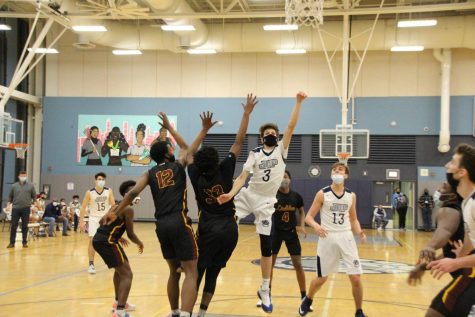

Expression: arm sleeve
xmin=220 ymin=152 xmax=237 ymax=180
xmin=242 ymin=151 xmax=255 ymax=173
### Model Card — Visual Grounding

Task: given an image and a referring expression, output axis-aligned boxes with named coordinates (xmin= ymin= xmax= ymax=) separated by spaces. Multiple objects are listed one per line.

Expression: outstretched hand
xmin=296 ymin=91 xmax=308 ymax=103
xmin=158 ymin=112 xmax=173 ymax=131
xmin=200 ymin=111 xmax=218 ymax=131
xmin=242 ymin=93 xmax=258 ymax=115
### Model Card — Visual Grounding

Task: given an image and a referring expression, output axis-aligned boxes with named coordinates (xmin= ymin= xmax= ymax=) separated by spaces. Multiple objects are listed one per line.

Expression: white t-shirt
xmin=127 ymin=143 xmax=150 ymax=166
xmin=243 ymin=140 xmax=288 ymax=197
xmin=462 ymin=191 xmax=475 ymax=247
xmin=320 ymin=186 xmax=353 ymax=232
xmin=88 ymin=187 xmax=111 ymax=218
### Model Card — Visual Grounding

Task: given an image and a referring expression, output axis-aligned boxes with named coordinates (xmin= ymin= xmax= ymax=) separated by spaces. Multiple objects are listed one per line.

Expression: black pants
xmin=422 ymin=207 xmax=432 ymax=231
xmin=74 ymin=214 xmax=79 ymax=231
xmin=10 ymin=207 xmax=30 ymax=245
xmin=397 ymin=206 xmax=408 ymax=229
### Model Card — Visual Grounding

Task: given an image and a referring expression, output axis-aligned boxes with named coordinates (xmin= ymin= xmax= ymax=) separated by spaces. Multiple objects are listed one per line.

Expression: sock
xmin=180 ymin=312 xmax=191 ymax=317
xmin=115 ymin=297 xmax=118 ymax=302
xmin=301 ymin=291 xmax=306 ymax=299
xmin=356 ymin=308 xmax=363 ymax=313
xmin=171 ymin=309 xmax=180 ymax=317
xmin=198 ymin=308 xmax=207 ymax=317
xmin=89 ymin=261 xmax=94 ymax=266
xmin=261 ymin=278 xmax=270 ymax=291
xmin=117 ymin=305 xmax=125 ymax=310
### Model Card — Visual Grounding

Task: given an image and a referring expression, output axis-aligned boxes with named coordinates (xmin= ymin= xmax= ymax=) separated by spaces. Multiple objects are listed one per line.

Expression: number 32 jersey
xmin=89 ymin=187 xmax=112 ymax=218
xmin=243 ymin=140 xmax=288 ymax=197
xmin=321 ymin=186 xmax=353 ymax=232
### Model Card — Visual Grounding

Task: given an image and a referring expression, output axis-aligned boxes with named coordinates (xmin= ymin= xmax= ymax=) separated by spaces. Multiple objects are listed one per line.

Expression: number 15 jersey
xmin=89 ymin=187 xmax=112 ymax=218
xmin=243 ymin=140 xmax=288 ymax=197
xmin=321 ymin=186 xmax=353 ymax=232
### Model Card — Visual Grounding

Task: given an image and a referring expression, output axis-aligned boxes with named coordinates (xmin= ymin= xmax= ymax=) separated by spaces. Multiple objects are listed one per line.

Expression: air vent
xmin=202 ymin=134 xmax=249 ymax=162
xmin=286 ymin=135 xmax=302 ymax=163
xmin=368 ymin=135 xmax=416 ymax=164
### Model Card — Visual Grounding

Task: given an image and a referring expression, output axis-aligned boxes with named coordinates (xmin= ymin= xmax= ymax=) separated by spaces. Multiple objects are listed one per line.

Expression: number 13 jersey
xmin=89 ymin=187 xmax=112 ymax=218
xmin=321 ymin=186 xmax=353 ymax=232
xmin=243 ymin=140 xmax=288 ymax=197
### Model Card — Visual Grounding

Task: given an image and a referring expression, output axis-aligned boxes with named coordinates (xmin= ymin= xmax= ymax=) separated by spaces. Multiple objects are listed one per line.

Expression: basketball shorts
xmin=197 ymin=216 xmax=238 ymax=269
xmin=316 ymin=230 xmax=363 ymax=277
xmin=234 ymin=187 xmax=277 ymax=236
xmin=430 ymin=267 xmax=475 ymax=316
xmin=93 ymin=240 xmax=128 ymax=268
xmin=272 ymin=228 xmax=301 ymax=256
xmin=88 ymin=217 xmax=101 ymax=237
xmin=155 ymin=213 xmax=198 ymax=262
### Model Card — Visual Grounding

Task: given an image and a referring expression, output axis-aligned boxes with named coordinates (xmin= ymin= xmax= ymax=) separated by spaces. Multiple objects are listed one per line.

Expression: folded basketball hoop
xmin=285 ymin=0 xmax=324 ymax=27
xmin=8 ymin=143 xmax=28 ymax=159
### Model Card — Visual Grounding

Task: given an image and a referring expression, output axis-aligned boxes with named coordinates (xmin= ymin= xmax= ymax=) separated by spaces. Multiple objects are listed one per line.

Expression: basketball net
xmin=285 ymin=0 xmax=324 ymax=27
xmin=8 ymin=143 xmax=28 ymax=159
xmin=337 ymin=153 xmax=350 ymax=166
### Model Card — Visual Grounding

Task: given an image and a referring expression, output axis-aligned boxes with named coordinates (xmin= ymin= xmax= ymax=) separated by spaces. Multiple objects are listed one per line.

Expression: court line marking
xmin=321 ymin=274 xmax=335 ymax=317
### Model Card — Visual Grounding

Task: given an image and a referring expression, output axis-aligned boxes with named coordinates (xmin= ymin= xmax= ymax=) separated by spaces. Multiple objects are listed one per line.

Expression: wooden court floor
xmin=0 ymin=223 xmax=452 ymax=317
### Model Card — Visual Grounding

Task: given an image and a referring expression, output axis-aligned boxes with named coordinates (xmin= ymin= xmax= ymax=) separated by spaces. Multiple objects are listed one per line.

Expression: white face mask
xmin=132 ymin=197 xmax=141 ymax=205
xmin=19 ymin=176 xmax=27 ymax=183
xmin=96 ymin=180 xmax=105 ymax=188
xmin=331 ymin=174 xmax=345 ymax=185
xmin=73 ymin=199 xmax=78 ymax=203
xmin=53 ymin=202 xmax=58 ymax=207
xmin=280 ymin=179 xmax=291 ymax=189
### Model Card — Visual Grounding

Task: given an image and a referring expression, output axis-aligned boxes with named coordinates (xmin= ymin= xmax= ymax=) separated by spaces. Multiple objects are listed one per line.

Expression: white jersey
xmin=462 ymin=191 xmax=475 ymax=247
xmin=243 ymin=140 xmax=288 ymax=197
xmin=320 ymin=186 xmax=353 ymax=232
xmin=88 ymin=187 xmax=112 ymax=218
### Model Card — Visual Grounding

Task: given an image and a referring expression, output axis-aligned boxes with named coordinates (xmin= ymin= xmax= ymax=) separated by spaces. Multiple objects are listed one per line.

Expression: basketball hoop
xmin=285 ymin=0 xmax=324 ymax=28
xmin=8 ymin=143 xmax=28 ymax=159
xmin=337 ymin=153 xmax=350 ymax=165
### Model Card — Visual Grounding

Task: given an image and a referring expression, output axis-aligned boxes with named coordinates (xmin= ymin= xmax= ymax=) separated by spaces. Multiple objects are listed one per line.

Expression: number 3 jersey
xmin=321 ymin=186 xmax=353 ymax=232
xmin=243 ymin=140 xmax=288 ymax=197
xmin=148 ymin=161 xmax=188 ymax=219
xmin=89 ymin=187 xmax=112 ymax=218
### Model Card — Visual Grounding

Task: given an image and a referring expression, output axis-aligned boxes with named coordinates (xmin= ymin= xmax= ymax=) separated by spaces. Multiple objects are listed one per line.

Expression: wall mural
xmin=77 ymin=115 xmax=177 ymax=166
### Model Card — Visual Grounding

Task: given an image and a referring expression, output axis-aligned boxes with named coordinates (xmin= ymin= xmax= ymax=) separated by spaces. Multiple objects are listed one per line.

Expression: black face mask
xmin=446 ymin=172 xmax=460 ymax=191
xmin=263 ymin=135 xmax=278 ymax=147
xmin=165 ymin=154 xmax=175 ymax=162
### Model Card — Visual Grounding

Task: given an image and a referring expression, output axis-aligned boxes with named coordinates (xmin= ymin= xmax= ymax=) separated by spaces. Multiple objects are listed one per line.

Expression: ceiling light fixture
xmin=390 ymin=45 xmax=424 ymax=52
xmin=27 ymin=48 xmax=59 ymax=54
xmin=397 ymin=20 xmax=437 ymax=28
xmin=112 ymin=49 xmax=142 ymax=55
xmin=72 ymin=25 xmax=107 ymax=32
xmin=276 ymin=49 xmax=306 ymax=54
xmin=187 ymin=49 xmax=217 ymax=55
xmin=161 ymin=25 xmax=196 ymax=31
xmin=263 ymin=24 xmax=298 ymax=31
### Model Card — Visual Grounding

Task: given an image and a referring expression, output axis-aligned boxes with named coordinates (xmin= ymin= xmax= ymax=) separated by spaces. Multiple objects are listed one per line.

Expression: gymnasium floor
xmin=0 ymin=223 xmax=450 ymax=317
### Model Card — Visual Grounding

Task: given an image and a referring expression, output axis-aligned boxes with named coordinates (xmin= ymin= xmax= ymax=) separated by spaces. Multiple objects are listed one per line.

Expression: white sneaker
xmin=88 ymin=264 xmax=96 ymax=274
xmin=257 ymin=288 xmax=272 ymax=312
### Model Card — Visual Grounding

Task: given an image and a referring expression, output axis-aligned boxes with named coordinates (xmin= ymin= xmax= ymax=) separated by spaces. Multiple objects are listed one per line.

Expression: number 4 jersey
xmin=89 ymin=187 xmax=112 ymax=218
xmin=243 ymin=140 xmax=288 ymax=197
xmin=321 ymin=186 xmax=353 ymax=232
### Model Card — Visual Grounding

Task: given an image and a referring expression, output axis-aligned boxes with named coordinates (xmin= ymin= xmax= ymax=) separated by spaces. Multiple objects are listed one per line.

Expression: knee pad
xmin=260 ymin=234 xmax=272 ymax=257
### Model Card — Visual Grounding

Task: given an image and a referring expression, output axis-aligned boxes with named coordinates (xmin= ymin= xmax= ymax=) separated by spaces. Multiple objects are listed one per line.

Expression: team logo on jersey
xmin=254 ymin=256 xmax=413 ymax=274
xmin=204 ymin=185 xmax=224 ymax=204
xmin=330 ymin=203 xmax=348 ymax=212
xmin=261 ymin=220 xmax=270 ymax=227
xmin=258 ymin=159 xmax=278 ymax=170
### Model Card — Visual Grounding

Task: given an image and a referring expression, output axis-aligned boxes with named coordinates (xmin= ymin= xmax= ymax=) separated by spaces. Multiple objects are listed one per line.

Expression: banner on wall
xmin=77 ymin=115 xmax=177 ymax=166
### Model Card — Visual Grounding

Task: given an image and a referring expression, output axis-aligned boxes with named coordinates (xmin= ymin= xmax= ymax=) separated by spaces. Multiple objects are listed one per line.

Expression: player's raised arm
xmin=158 ymin=112 xmax=189 ymax=164
xmin=229 ymin=94 xmax=258 ymax=157
xmin=116 ymin=171 xmax=149 ymax=215
xmin=185 ymin=111 xmax=217 ymax=165
xmin=217 ymin=170 xmax=250 ymax=205
xmin=349 ymin=193 xmax=366 ymax=243
xmin=306 ymin=190 xmax=326 ymax=237
xmin=79 ymin=190 xmax=91 ymax=232
xmin=282 ymin=91 xmax=307 ymax=150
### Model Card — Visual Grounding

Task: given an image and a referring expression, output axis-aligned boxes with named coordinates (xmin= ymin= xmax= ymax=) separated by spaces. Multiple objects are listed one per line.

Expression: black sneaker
xmin=355 ymin=309 xmax=367 ymax=317
xmin=298 ymin=296 xmax=313 ymax=316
